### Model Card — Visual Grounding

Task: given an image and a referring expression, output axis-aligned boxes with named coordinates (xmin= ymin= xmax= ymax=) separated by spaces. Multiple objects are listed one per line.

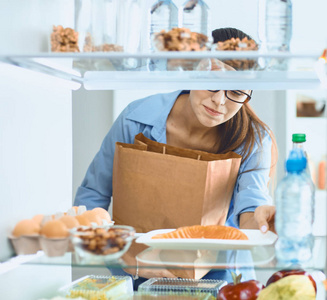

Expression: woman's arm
xmin=74 ymin=107 xmax=138 ymax=210
xmin=231 ymin=131 xmax=274 ymax=228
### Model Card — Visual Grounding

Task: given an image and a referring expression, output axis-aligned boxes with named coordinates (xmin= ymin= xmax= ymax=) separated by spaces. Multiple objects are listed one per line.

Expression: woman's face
xmin=189 ymin=90 xmax=249 ymax=127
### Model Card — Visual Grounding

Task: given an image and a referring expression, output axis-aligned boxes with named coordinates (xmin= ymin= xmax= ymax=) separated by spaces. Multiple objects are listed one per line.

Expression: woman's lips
xmin=204 ymin=105 xmax=222 ymax=116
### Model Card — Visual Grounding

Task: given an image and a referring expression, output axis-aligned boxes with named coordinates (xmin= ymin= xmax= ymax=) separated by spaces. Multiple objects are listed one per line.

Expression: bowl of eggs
xmin=70 ymin=225 xmax=135 ymax=264
xmin=9 ymin=206 xmax=115 ymax=257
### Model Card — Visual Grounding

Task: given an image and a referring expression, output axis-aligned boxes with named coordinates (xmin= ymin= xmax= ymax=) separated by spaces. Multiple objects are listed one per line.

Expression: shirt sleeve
xmin=232 ymin=131 xmax=273 ymax=227
xmin=74 ymin=105 xmax=140 ymax=210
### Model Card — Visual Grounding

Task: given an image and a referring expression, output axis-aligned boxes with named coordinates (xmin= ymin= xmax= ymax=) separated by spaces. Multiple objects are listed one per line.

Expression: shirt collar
xmin=126 ymin=90 xmax=189 ymax=141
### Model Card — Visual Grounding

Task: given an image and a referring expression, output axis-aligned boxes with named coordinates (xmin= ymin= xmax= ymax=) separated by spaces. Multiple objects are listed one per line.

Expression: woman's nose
xmin=211 ymin=91 xmax=226 ymax=105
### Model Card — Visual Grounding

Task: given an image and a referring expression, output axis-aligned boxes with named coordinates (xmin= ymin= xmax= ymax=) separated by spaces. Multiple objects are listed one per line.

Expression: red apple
xmin=218 ymin=272 xmax=264 ymax=300
xmin=266 ymin=269 xmax=317 ymax=293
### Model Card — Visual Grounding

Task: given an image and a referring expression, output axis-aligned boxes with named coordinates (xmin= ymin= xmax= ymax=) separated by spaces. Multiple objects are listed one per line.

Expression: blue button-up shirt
xmin=74 ymin=90 xmax=272 ymax=228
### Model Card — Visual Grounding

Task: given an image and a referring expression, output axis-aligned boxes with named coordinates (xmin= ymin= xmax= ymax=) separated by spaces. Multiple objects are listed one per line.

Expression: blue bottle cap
xmin=286 ymin=149 xmax=307 ymax=172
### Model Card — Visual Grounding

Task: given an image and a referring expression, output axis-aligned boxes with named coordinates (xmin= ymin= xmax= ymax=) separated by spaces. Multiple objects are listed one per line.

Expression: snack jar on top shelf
xmin=116 ymin=0 xmax=143 ymax=69
xmin=116 ymin=0 xmax=142 ymax=53
xmin=148 ymin=0 xmax=178 ymax=52
xmin=50 ymin=0 xmax=120 ymax=53
xmin=48 ymin=1 xmax=76 ymax=53
xmin=75 ymin=0 xmax=120 ymax=53
xmin=179 ymin=0 xmax=210 ymax=37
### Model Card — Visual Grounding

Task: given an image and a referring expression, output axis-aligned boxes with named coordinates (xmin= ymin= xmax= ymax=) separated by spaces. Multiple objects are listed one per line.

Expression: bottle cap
xmin=286 ymin=149 xmax=307 ymax=172
xmin=292 ymin=133 xmax=306 ymax=143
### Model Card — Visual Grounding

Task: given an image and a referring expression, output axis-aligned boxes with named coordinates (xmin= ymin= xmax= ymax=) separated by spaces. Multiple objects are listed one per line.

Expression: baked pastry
xmin=151 ymin=225 xmax=248 ymax=240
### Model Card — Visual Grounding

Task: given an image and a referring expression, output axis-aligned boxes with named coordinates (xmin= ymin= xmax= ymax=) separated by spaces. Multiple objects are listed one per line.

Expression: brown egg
xmin=40 ymin=220 xmax=69 ymax=238
xmin=12 ymin=219 xmax=40 ymax=237
xmin=72 ymin=206 xmax=79 ymax=214
xmin=82 ymin=210 xmax=102 ymax=225
xmin=75 ymin=214 xmax=91 ymax=226
xmin=91 ymin=207 xmax=112 ymax=223
xmin=75 ymin=215 xmax=91 ymax=226
xmin=59 ymin=215 xmax=79 ymax=229
xmin=32 ymin=214 xmax=44 ymax=226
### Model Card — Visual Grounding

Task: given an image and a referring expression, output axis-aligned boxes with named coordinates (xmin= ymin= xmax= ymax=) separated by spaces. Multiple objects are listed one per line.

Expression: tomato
xmin=218 ymin=273 xmax=264 ymax=300
xmin=266 ymin=269 xmax=317 ymax=293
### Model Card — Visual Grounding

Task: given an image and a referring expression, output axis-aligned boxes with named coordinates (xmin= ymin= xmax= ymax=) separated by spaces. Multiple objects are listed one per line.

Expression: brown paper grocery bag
xmin=112 ymin=133 xmax=241 ymax=279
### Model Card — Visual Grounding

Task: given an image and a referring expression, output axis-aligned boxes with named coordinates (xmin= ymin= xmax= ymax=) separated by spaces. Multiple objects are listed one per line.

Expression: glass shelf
xmin=3 ymin=236 xmax=326 ymax=273
xmin=0 ymin=51 xmax=325 ymax=90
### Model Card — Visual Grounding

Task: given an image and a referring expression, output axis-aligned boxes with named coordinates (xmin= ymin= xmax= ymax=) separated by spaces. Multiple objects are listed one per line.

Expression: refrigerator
xmin=0 ymin=0 xmax=327 ymax=298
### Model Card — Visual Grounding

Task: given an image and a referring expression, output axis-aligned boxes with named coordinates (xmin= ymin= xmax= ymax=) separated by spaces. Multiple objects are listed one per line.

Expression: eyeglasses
xmin=207 ymin=90 xmax=252 ymax=104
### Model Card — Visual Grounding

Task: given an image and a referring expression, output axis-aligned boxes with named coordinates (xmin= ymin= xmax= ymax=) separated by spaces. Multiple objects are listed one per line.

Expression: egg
xmin=82 ymin=210 xmax=102 ymax=225
xmin=32 ymin=214 xmax=44 ymax=226
xmin=91 ymin=207 xmax=112 ymax=223
xmin=75 ymin=214 xmax=91 ymax=226
xmin=40 ymin=220 xmax=69 ymax=238
xmin=59 ymin=215 xmax=80 ymax=229
xmin=12 ymin=219 xmax=40 ymax=237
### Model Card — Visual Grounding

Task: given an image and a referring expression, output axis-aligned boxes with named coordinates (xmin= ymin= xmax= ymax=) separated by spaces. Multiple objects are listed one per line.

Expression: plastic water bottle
xmin=258 ymin=0 xmax=292 ymax=70
xmin=292 ymin=133 xmax=316 ymax=186
xmin=275 ymin=148 xmax=315 ymax=265
xmin=265 ymin=0 xmax=292 ymax=52
xmin=149 ymin=0 xmax=178 ymax=51
xmin=179 ymin=0 xmax=209 ymax=36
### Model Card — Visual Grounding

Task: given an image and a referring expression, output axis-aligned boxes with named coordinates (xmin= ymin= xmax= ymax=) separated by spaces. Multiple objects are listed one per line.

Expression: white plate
xmin=135 ymin=229 xmax=278 ymax=250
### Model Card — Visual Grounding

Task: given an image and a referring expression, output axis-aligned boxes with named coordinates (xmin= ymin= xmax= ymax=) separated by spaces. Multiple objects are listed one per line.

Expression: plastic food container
xmin=70 ymin=225 xmax=135 ymax=264
xmin=116 ymin=291 xmax=216 ymax=299
xmin=60 ymin=275 xmax=133 ymax=299
xmin=138 ymin=278 xmax=226 ymax=298
xmin=212 ymin=37 xmax=259 ymax=71
xmin=152 ymin=27 xmax=212 ymax=71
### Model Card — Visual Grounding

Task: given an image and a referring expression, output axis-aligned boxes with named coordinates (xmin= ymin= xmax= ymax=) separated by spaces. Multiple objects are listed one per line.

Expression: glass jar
xmin=116 ymin=0 xmax=142 ymax=53
xmin=49 ymin=1 xmax=76 ymax=53
xmin=179 ymin=0 xmax=209 ymax=36
xmin=148 ymin=0 xmax=178 ymax=52
xmin=75 ymin=0 xmax=120 ymax=52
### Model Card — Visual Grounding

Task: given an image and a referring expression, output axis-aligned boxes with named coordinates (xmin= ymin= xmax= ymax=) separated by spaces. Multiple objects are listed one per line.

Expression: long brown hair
xmin=218 ymin=104 xmax=270 ymax=159
xmin=217 ymin=103 xmax=278 ymax=186
xmin=212 ymin=27 xmax=278 ymax=182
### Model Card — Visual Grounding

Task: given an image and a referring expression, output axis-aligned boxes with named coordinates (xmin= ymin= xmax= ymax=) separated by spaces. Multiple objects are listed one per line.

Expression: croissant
xmin=151 ymin=225 xmax=248 ymax=240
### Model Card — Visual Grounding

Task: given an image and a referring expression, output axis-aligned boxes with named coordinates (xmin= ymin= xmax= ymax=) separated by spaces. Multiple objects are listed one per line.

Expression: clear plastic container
xmin=116 ymin=291 xmax=216 ymax=299
xmin=50 ymin=0 xmax=120 ymax=53
xmin=48 ymin=1 xmax=76 ymax=53
xmin=212 ymin=37 xmax=259 ymax=71
xmin=148 ymin=0 xmax=178 ymax=52
xmin=257 ymin=0 xmax=293 ymax=70
xmin=70 ymin=225 xmax=135 ymax=264
xmin=138 ymin=278 xmax=226 ymax=298
xmin=75 ymin=0 xmax=120 ymax=53
xmin=179 ymin=0 xmax=210 ymax=36
xmin=151 ymin=27 xmax=211 ymax=71
xmin=116 ymin=0 xmax=142 ymax=53
xmin=60 ymin=275 xmax=133 ymax=299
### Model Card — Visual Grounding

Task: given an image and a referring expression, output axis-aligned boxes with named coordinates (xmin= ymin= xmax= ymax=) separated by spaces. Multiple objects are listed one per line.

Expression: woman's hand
xmin=254 ymin=205 xmax=276 ymax=234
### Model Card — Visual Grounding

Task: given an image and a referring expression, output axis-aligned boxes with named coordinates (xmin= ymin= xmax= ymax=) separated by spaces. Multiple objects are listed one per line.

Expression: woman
xmin=74 ymin=27 xmax=276 ymax=283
